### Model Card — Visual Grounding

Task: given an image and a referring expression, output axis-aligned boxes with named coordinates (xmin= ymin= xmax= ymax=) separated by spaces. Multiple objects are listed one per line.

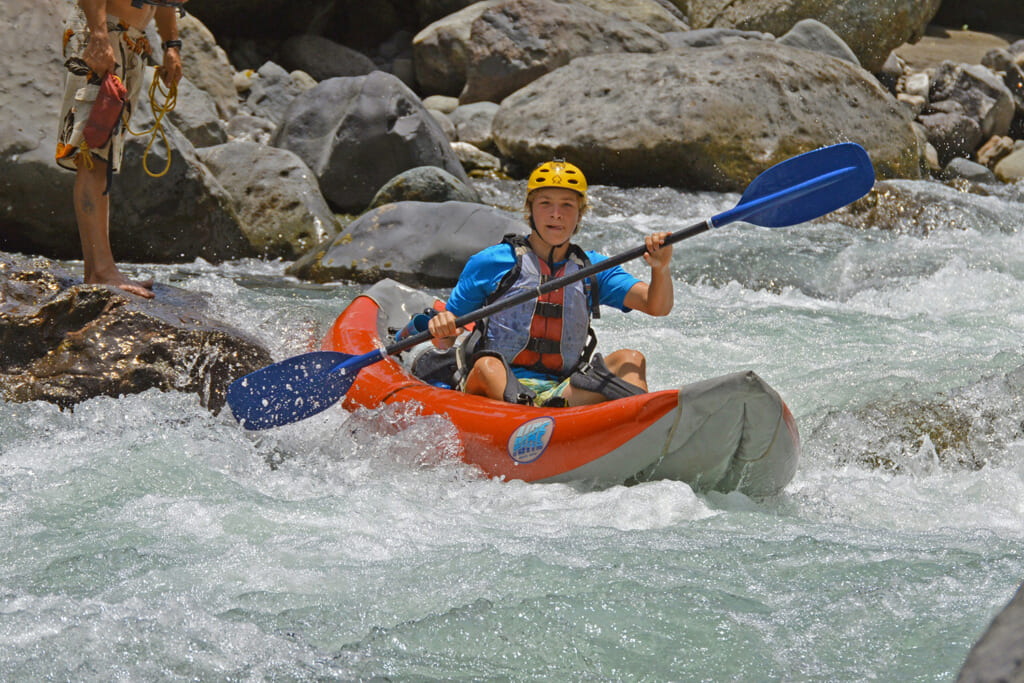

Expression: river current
xmin=2 ymin=176 xmax=1024 ymax=680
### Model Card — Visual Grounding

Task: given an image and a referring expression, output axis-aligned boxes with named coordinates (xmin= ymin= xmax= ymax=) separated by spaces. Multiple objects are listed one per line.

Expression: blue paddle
xmin=227 ymin=142 xmax=875 ymax=430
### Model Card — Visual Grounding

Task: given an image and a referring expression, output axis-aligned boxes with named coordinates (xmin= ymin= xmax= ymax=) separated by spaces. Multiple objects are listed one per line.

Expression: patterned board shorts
xmin=56 ymin=7 xmax=151 ymax=173
xmin=518 ymin=375 xmax=571 ymax=407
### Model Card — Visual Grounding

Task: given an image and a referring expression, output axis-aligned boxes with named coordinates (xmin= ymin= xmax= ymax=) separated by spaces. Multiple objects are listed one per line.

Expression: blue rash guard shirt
xmin=445 ymin=242 xmax=642 ymax=380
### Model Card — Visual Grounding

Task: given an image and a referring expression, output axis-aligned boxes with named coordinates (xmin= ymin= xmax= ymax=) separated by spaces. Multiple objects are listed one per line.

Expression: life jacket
xmin=475 ymin=234 xmax=600 ymax=378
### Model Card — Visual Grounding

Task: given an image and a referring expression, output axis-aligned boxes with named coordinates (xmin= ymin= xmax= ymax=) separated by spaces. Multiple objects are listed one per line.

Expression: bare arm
xmin=154 ymin=6 xmax=182 ymax=86
xmin=622 ymin=231 xmax=674 ymax=316
xmin=79 ymin=0 xmax=116 ymax=78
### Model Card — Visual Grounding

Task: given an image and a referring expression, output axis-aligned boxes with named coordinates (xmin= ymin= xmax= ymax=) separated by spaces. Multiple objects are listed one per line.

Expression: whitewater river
xmin=3 ymin=176 xmax=1024 ymax=680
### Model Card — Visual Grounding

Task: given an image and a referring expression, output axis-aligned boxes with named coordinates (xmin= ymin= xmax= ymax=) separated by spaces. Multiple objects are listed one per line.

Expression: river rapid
xmin=3 ymin=176 xmax=1024 ymax=681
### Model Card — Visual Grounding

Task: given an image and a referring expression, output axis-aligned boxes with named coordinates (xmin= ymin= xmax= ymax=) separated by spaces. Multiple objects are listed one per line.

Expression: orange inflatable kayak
xmin=322 ymin=279 xmax=799 ymax=496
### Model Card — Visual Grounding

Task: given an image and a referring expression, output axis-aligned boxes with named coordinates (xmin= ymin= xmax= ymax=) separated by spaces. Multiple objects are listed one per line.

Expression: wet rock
xmin=366 ymin=166 xmax=481 ymax=210
xmin=288 ymin=201 xmax=522 ymax=286
xmin=941 ymin=158 xmax=997 ymax=184
xmin=494 ymin=41 xmax=922 ymax=191
xmin=0 ymin=251 xmax=272 ymax=412
xmin=684 ymin=0 xmax=942 ymax=72
xmin=957 ymin=582 xmax=1024 ymax=683
xmin=196 ymin=141 xmax=340 ymax=259
xmin=272 ymin=71 xmax=469 ymax=213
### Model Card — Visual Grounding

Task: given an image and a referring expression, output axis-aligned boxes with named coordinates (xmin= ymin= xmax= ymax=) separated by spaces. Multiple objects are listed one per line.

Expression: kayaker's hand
xmin=644 ymin=231 xmax=673 ymax=271
xmin=428 ymin=310 xmax=462 ymax=349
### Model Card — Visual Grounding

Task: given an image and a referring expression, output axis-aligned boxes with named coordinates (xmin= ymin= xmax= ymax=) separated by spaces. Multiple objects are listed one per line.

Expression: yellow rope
xmin=124 ymin=66 xmax=178 ymax=178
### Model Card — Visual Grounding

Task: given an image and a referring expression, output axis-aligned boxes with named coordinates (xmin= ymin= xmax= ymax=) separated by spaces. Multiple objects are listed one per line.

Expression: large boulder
xmin=414 ymin=0 xmax=670 ymax=102
xmin=684 ymin=0 xmax=942 ymax=72
xmin=109 ymin=82 xmax=254 ymax=263
xmin=458 ymin=0 xmax=671 ymax=104
xmin=494 ymin=41 xmax=922 ymax=191
xmin=957 ymin=582 xmax=1024 ymax=683
xmin=278 ymin=35 xmax=378 ymax=82
xmin=289 ymin=201 xmax=523 ymax=286
xmin=176 ymin=12 xmax=239 ymax=119
xmin=196 ymin=141 xmax=340 ymax=259
xmin=272 ymin=71 xmax=470 ymax=213
xmin=0 ymin=0 xmax=77 ymax=257
xmin=0 ymin=251 xmax=271 ymax=412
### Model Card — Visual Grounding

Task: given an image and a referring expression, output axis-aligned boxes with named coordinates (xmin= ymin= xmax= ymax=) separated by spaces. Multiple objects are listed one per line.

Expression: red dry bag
xmin=83 ymin=72 xmax=128 ymax=150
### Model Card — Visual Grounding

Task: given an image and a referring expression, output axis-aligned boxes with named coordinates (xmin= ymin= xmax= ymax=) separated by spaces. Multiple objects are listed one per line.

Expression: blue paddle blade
xmin=226 ymin=351 xmax=364 ymax=430
xmin=715 ymin=142 xmax=875 ymax=228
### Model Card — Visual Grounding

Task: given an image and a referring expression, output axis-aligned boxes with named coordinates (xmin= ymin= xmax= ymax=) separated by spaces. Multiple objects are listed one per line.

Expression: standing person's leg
xmin=73 ymin=155 xmax=154 ymax=298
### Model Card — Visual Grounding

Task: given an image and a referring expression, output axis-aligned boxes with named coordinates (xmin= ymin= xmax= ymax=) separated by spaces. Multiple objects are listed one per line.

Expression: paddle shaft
xmin=382 ymin=163 xmax=857 ymax=358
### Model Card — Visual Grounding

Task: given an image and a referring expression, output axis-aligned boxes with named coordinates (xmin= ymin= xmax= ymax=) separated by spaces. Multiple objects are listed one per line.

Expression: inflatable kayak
xmin=320 ymin=279 xmax=799 ymax=496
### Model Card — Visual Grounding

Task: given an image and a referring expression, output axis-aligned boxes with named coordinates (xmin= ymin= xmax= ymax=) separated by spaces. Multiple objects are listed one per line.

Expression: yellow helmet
xmin=527 ymin=160 xmax=587 ymax=197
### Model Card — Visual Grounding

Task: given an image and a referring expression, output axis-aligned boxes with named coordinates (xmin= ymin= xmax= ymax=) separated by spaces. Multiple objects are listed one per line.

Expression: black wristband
xmin=162 ymin=39 xmax=182 ymax=51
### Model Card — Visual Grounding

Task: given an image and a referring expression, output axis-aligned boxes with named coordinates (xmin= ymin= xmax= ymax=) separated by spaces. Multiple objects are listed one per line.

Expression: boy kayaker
xmin=427 ymin=160 xmax=674 ymax=407
xmin=56 ymin=0 xmax=187 ymax=299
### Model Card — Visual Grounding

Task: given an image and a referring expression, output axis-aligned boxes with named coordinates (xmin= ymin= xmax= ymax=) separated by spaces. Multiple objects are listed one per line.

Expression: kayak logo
xmin=508 ymin=417 xmax=554 ymax=464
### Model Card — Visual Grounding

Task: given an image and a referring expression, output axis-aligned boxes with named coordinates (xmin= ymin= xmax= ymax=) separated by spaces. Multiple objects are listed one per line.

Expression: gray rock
xmin=197 ymin=141 xmax=340 ymax=259
xmin=413 ymin=0 xmax=504 ymax=97
xmin=272 ymin=71 xmax=470 ymax=213
xmin=429 ymin=110 xmax=457 ymax=141
xmin=918 ymin=102 xmax=984 ymax=167
xmin=458 ymin=0 xmax=670 ymax=104
xmin=367 ymin=166 xmax=481 ymax=210
xmin=110 ymin=89 xmax=253 ymax=263
xmin=225 ymin=114 xmax=276 ymax=144
xmin=665 ymin=28 xmax=773 ymax=49
xmin=931 ymin=61 xmax=1016 ymax=140
xmin=0 ymin=0 xmax=77 ymax=258
xmin=451 ymin=141 xmax=503 ymax=174
xmin=144 ymin=69 xmax=227 ymax=149
xmin=289 ymin=201 xmax=523 ymax=286
xmin=450 ymin=102 xmax=500 ymax=153
xmin=684 ymin=0 xmax=942 ymax=72
xmin=176 ymin=13 xmax=239 ymax=119
xmin=242 ymin=61 xmax=307 ymax=125
xmin=279 ymin=34 xmax=378 ymax=82
xmin=0 ymin=251 xmax=271 ymax=413
xmin=941 ymin=158 xmax=997 ymax=184
xmin=778 ymin=19 xmax=860 ymax=67
xmin=494 ymin=41 xmax=922 ymax=191
xmin=957 ymin=582 xmax=1024 ymax=683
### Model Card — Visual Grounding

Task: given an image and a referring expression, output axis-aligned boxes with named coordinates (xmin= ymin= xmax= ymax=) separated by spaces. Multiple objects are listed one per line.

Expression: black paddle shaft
xmin=385 ymin=218 xmax=712 ymax=356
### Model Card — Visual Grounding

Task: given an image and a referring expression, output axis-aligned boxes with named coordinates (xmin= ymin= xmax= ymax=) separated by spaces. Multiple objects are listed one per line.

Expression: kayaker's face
xmin=530 ymin=188 xmax=582 ymax=245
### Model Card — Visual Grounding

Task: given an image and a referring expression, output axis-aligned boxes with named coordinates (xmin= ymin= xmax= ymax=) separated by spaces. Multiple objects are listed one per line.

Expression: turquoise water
xmin=2 ymin=178 xmax=1024 ymax=680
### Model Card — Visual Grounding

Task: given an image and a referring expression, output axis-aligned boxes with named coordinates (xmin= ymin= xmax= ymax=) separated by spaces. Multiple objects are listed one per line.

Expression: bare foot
xmin=87 ymin=272 xmax=156 ymax=299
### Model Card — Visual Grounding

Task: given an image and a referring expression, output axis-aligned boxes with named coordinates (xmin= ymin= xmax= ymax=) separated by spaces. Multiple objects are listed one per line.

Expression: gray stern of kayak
xmin=542 ymin=371 xmax=799 ymax=497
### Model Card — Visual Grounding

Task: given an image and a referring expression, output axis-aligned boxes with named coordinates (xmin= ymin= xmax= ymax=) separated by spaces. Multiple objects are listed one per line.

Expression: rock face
xmin=956 ymin=582 xmax=1024 ymax=683
xmin=288 ymin=201 xmax=524 ymax=286
xmin=683 ymin=0 xmax=942 ymax=72
xmin=196 ymin=141 xmax=341 ymax=259
xmin=0 ymin=252 xmax=272 ymax=412
xmin=272 ymin=71 xmax=470 ymax=213
xmin=494 ymin=41 xmax=921 ymax=191
xmin=457 ymin=0 xmax=670 ymax=104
